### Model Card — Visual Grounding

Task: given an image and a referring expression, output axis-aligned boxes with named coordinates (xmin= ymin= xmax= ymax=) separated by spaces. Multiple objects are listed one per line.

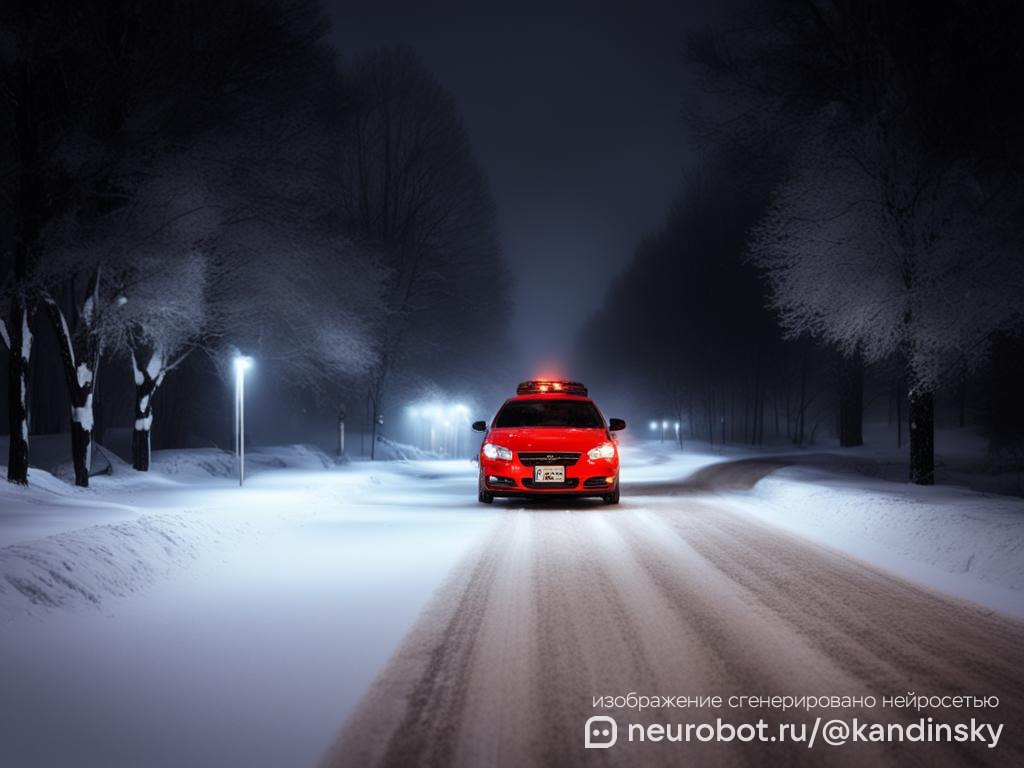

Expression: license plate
xmin=534 ymin=466 xmax=565 ymax=483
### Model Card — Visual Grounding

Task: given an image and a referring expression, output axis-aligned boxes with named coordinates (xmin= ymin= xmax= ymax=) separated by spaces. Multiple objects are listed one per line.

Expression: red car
xmin=472 ymin=380 xmax=626 ymax=504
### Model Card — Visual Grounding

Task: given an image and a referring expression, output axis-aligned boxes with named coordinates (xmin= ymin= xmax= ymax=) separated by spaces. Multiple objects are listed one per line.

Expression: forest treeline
xmin=0 ymin=0 xmax=509 ymax=485
xmin=578 ymin=0 xmax=1024 ymax=484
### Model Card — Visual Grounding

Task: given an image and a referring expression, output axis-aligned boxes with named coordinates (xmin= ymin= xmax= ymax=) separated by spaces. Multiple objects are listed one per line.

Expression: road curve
xmin=321 ymin=461 xmax=1024 ymax=767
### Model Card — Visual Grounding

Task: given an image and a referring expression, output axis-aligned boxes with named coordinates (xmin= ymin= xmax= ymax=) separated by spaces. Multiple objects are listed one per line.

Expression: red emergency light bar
xmin=516 ymin=380 xmax=588 ymax=396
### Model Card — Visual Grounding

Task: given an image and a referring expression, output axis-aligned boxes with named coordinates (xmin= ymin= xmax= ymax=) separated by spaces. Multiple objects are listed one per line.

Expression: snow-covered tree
xmin=751 ymin=120 xmax=1024 ymax=482
xmin=212 ymin=224 xmax=381 ymax=402
xmin=691 ymin=0 xmax=1024 ymax=483
xmin=108 ymin=253 xmax=209 ymax=472
xmin=1 ymin=0 xmax=340 ymax=485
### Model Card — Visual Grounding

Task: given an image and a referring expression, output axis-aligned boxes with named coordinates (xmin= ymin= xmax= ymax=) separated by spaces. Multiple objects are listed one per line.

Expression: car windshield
xmin=494 ymin=400 xmax=604 ymax=428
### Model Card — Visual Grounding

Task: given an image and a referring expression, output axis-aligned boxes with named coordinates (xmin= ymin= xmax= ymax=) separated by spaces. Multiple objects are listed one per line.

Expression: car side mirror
xmin=472 ymin=420 xmax=488 ymax=432
xmin=609 ymin=418 xmax=626 ymax=431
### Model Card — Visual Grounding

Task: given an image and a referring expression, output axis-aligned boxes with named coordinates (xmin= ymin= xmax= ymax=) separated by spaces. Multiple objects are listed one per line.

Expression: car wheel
xmin=478 ymin=474 xmax=494 ymax=504
xmin=602 ymin=485 xmax=620 ymax=505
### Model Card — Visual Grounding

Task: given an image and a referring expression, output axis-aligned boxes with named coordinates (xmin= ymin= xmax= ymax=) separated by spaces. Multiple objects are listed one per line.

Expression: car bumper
xmin=480 ymin=458 xmax=618 ymax=496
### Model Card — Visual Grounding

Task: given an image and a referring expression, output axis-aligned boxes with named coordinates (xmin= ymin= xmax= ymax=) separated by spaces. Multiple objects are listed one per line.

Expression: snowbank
xmin=150 ymin=443 xmax=335 ymax=478
xmin=0 ymin=511 xmax=249 ymax=621
xmin=727 ymin=466 xmax=1024 ymax=618
xmin=372 ymin=436 xmax=444 ymax=461
xmin=0 ymin=443 xmax=338 ymax=619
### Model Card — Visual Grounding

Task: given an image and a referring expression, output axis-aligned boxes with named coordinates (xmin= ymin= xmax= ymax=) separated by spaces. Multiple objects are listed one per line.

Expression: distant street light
xmin=661 ymin=419 xmax=669 ymax=443
xmin=405 ymin=398 xmax=473 ymax=455
xmin=234 ymin=355 xmax=253 ymax=486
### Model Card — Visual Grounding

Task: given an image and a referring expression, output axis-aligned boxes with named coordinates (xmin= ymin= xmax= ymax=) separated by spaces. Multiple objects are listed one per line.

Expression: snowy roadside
xmin=0 ymin=444 xmax=350 ymax=621
xmin=721 ymin=465 xmax=1024 ymax=619
xmin=0 ymin=447 xmax=495 ymax=768
xmin=0 ymin=511 xmax=253 ymax=621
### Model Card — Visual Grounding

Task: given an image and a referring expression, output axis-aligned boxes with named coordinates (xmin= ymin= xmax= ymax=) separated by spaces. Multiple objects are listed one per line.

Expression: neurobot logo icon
xmin=585 ymin=716 xmax=618 ymax=748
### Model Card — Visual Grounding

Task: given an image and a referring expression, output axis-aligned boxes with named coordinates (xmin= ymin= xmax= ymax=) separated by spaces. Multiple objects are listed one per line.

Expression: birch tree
xmin=2 ymin=0 xmax=338 ymax=485
xmin=0 ymin=1 xmax=71 ymax=483
xmin=105 ymin=252 xmax=208 ymax=471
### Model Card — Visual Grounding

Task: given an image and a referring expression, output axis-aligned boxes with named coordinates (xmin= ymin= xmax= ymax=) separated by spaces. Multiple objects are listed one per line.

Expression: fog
xmin=1 ymin=0 xmax=1023 ymax=486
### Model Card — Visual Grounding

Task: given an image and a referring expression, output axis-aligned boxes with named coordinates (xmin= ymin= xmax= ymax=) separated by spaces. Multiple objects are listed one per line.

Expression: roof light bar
xmin=516 ymin=380 xmax=588 ymax=396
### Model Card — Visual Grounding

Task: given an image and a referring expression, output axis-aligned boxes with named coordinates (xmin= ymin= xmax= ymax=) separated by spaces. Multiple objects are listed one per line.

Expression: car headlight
xmin=483 ymin=442 xmax=513 ymax=461
xmin=588 ymin=442 xmax=616 ymax=460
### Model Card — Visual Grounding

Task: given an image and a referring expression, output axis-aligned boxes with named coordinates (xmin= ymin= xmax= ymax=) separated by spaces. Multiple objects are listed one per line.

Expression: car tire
xmin=602 ymin=485 xmax=620 ymax=505
xmin=478 ymin=474 xmax=494 ymax=504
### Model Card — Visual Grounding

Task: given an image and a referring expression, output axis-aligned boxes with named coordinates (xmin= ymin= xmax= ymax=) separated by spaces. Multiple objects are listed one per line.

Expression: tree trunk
xmin=370 ymin=395 xmax=380 ymax=460
xmin=895 ymin=377 xmax=903 ymax=449
xmin=838 ymin=351 xmax=864 ymax=447
xmin=45 ymin=295 xmax=99 ymax=488
xmin=6 ymin=303 xmax=32 ymax=485
xmin=796 ymin=353 xmax=808 ymax=446
xmin=67 ymin=376 xmax=94 ymax=487
xmin=908 ymin=388 xmax=935 ymax=485
xmin=132 ymin=378 xmax=156 ymax=471
xmin=957 ymin=369 xmax=967 ymax=429
xmin=7 ymin=63 xmax=43 ymax=485
xmin=129 ymin=348 xmax=173 ymax=472
xmin=988 ymin=333 xmax=1024 ymax=455
xmin=706 ymin=390 xmax=714 ymax=445
xmin=70 ymin=417 xmax=91 ymax=486
xmin=131 ymin=426 xmax=151 ymax=471
xmin=745 ymin=385 xmax=753 ymax=444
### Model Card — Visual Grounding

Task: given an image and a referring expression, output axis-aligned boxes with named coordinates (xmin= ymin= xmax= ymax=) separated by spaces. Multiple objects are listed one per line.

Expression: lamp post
xmin=234 ymin=355 xmax=253 ymax=486
xmin=661 ymin=419 xmax=668 ymax=443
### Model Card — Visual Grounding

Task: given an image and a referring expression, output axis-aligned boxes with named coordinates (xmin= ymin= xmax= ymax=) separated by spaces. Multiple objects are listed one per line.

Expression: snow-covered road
xmin=325 ymin=461 xmax=1024 ymax=767
xmin=2 ymin=445 xmax=1022 ymax=767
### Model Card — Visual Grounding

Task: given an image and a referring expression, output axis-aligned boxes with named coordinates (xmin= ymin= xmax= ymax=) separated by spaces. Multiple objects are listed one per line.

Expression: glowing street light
xmin=405 ymin=398 xmax=474 ymax=455
xmin=234 ymin=355 xmax=253 ymax=486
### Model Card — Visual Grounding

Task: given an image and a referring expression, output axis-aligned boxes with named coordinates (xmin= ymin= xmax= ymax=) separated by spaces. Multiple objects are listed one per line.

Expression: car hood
xmin=485 ymin=427 xmax=608 ymax=452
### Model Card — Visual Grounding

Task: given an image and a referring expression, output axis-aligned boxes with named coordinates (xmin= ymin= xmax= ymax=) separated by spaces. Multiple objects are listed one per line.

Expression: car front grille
xmin=518 ymin=451 xmax=581 ymax=467
xmin=521 ymin=477 xmax=581 ymax=489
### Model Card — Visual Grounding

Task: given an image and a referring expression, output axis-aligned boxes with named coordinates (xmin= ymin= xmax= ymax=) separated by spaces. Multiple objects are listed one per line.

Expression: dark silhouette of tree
xmin=577 ymin=165 xmax=822 ymax=448
xmin=332 ymin=47 xmax=507 ymax=458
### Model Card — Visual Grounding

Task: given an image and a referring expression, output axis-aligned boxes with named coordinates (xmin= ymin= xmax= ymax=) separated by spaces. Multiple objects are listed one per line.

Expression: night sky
xmin=329 ymin=0 xmax=714 ymax=371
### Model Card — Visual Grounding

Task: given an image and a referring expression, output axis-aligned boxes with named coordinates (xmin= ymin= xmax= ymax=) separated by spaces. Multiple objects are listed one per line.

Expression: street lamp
xmin=661 ymin=419 xmax=668 ymax=443
xmin=234 ymin=355 xmax=253 ymax=486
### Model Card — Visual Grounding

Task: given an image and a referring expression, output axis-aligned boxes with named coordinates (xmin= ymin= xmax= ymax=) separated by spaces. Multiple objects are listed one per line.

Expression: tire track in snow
xmin=651 ymin=505 xmax=1024 ymax=766
xmin=323 ymin=463 xmax=1024 ymax=767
